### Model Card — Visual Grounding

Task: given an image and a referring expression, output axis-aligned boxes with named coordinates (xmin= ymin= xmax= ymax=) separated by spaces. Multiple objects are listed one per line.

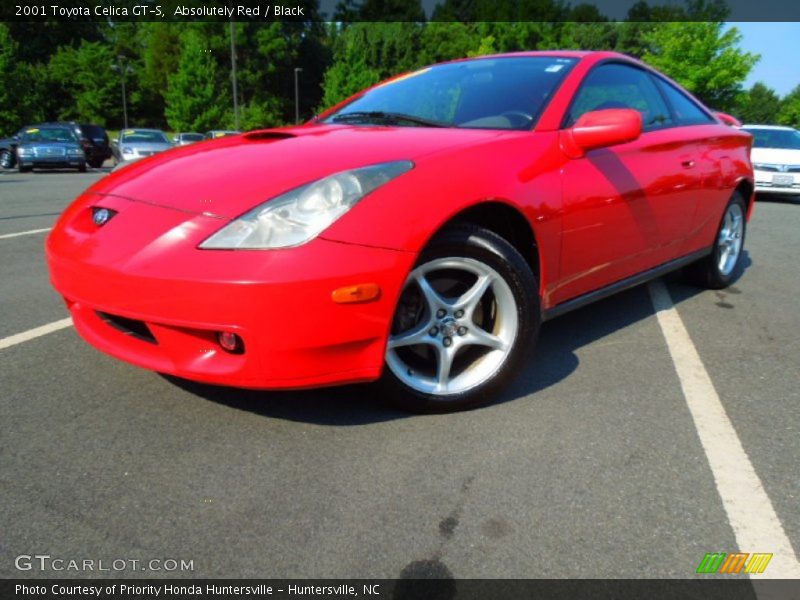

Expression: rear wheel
xmin=382 ymin=225 xmax=539 ymax=413
xmin=685 ymin=191 xmax=747 ymax=289
xmin=0 ymin=149 xmax=14 ymax=169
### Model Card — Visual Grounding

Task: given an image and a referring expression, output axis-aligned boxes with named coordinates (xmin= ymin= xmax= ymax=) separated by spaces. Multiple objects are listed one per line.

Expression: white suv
xmin=743 ymin=125 xmax=800 ymax=196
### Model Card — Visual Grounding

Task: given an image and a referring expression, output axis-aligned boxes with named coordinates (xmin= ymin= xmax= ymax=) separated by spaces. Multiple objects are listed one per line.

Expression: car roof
xmin=742 ymin=125 xmax=797 ymax=131
xmin=435 ymin=50 xmax=630 ymax=66
xmin=24 ymin=124 xmax=74 ymax=130
xmin=122 ymin=128 xmax=166 ymax=133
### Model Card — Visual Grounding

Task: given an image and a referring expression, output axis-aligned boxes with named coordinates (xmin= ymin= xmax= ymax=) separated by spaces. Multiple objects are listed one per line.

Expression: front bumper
xmin=754 ymin=169 xmax=800 ymax=195
xmin=46 ymin=199 xmax=416 ymax=389
xmin=19 ymin=155 xmax=85 ymax=169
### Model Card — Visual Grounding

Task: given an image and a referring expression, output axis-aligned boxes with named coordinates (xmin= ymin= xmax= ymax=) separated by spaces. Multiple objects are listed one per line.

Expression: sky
xmin=729 ymin=23 xmax=800 ymax=97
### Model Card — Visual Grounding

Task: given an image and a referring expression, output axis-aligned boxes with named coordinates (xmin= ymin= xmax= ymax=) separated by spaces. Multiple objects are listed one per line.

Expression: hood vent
xmin=243 ymin=131 xmax=296 ymax=142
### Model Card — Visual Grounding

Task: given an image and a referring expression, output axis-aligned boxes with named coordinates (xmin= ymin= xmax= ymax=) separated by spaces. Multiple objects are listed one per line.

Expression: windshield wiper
xmin=331 ymin=111 xmax=447 ymax=128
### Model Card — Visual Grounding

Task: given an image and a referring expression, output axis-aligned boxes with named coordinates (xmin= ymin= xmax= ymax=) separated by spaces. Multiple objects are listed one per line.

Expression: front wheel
xmin=382 ymin=225 xmax=539 ymax=413
xmin=685 ymin=191 xmax=747 ymax=289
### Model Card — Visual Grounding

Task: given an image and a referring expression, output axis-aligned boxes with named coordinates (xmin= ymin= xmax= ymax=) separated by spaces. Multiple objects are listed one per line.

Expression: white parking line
xmin=0 ymin=227 xmax=52 ymax=240
xmin=648 ymin=280 xmax=800 ymax=579
xmin=0 ymin=318 xmax=72 ymax=351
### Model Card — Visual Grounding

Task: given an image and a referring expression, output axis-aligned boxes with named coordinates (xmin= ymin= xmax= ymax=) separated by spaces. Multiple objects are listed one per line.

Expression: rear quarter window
xmin=653 ymin=78 xmax=715 ymax=125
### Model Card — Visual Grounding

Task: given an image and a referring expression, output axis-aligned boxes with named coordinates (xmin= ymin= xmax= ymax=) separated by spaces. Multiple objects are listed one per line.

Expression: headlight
xmin=17 ymin=147 xmax=32 ymax=156
xmin=752 ymin=163 xmax=773 ymax=171
xmin=68 ymin=147 xmax=84 ymax=156
xmin=122 ymin=147 xmax=134 ymax=155
xmin=200 ymin=161 xmax=414 ymax=249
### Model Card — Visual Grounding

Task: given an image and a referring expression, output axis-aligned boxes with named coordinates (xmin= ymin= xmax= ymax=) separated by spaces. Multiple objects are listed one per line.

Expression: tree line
xmin=1 ymin=0 xmax=798 ymax=135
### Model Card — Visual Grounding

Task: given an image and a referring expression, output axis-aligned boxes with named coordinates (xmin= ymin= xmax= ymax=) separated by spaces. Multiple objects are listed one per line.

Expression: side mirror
xmin=12 ymin=135 xmax=19 ymax=141
xmin=561 ymin=109 xmax=642 ymax=158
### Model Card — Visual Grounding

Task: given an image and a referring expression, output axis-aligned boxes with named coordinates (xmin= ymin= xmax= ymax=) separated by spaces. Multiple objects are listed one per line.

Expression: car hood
xmin=121 ymin=142 xmax=173 ymax=152
xmin=751 ymin=147 xmax=800 ymax=166
xmin=88 ymin=124 xmax=508 ymax=218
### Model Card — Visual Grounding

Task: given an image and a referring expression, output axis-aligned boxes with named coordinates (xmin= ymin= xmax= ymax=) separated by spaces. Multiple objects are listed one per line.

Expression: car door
xmin=650 ymin=75 xmax=734 ymax=256
xmin=553 ymin=62 xmax=703 ymax=305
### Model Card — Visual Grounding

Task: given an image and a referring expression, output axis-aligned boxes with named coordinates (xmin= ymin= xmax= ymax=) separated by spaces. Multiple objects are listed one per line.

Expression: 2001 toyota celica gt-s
xmin=47 ymin=51 xmax=754 ymax=412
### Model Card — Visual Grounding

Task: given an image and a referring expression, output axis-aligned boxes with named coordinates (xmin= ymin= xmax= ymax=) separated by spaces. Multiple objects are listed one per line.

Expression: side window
xmin=566 ymin=63 xmax=672 ymax=130
xmin=653 ymin=77 xmax=715 ymax=125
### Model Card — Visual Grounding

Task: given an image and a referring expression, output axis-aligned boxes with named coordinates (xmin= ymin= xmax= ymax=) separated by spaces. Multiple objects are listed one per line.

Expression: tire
xmin=88 ymin=158 xmax=104 ymax=169
xmin=381 ymin=225 xmax=539 ymax=413
xmin=78 ymin=163 xmax=87 ymax=173
xmin=0 ymin=149 xmax=14 ymax=169
xmin=684 ymin=191 xmax=747 ymax=289
xmin=17 ymin=162 xmax=31 ymax=173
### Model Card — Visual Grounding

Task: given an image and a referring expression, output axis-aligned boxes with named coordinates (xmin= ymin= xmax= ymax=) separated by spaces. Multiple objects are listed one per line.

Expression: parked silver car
xmin=173 ymin=132 xmax=205 ymax=146
xmin=113 ymin=129 xmax=173 ymax=166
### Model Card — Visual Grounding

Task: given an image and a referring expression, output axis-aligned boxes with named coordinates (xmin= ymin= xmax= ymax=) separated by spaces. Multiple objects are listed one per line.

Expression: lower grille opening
xmin=96 ymin=311 xmax=157 ymax=344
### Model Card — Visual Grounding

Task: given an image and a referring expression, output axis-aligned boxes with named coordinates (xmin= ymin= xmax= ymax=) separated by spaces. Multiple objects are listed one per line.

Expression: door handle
xmin=681 ymin=159 xmax=696 ymax=168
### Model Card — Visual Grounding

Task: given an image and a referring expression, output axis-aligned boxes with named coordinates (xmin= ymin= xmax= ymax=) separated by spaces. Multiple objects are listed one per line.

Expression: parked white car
xmin=743 ymin=125 xmax=800 ymax=195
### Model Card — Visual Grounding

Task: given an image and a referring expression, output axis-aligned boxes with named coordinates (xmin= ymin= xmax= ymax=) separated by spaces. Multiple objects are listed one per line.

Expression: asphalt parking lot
xmin=1 ymin=169 xmax=799 ymax=580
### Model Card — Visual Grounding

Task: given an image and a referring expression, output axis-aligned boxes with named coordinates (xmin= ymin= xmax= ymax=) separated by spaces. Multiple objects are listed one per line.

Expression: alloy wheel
xmin=386 ymin=257 xmax=518 ymax=396
xmin=718 ymin=202 xmax=744 ymax=276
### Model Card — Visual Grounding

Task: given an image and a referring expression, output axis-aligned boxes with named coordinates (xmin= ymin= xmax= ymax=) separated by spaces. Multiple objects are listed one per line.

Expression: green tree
xmin=136 ymin=23 xmax=182 ymax=127
xmin=777 ymin=85 xmax=800 ymax=128
xmin=418 ymin=22 xmax=480 ymax=64
xmin=165 ymin=28 xmax=227 ymax=131
xmin=0 ymin=24 xmax=20 ymax=133
xmin=642 ymin=22 xmax=758 ymax=111
xmin=735 ymin=82 xmax=782 ymax=125
xmin=48 ymin=41 xmax=120 ymax=125
xmin=319 ymin=22 xmax=424 ymax=110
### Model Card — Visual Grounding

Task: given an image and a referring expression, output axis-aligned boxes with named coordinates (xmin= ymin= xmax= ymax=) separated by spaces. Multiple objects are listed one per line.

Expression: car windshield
xmin=21 ymin=127 xmax=77 ymax=143
xmin=181 ymin=133 xmax=204 ymax=142
xmin=325 ymin=56 xmax=578 ymax=131
xmin=121 ymin=130 xmax=169 ymax=144
xmin=746 ymin=128 xmax=800 ymax=150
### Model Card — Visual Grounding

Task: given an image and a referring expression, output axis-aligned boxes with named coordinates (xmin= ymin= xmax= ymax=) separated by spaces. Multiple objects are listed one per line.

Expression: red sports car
xmin=47 ymin=51 xmax=754 ymax=412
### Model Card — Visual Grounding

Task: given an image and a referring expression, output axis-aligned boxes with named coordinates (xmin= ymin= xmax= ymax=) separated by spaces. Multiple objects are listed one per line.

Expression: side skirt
xmin=541 ymin=247 xmax=712 ymax=322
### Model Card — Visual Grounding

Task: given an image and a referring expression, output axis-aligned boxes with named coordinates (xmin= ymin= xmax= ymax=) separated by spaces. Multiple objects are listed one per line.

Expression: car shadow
xmin=164 ymin=285 xmax=663 ymax=425
xmin=23 ymin=169 xmax=96 ymax=174
xmin=166 ymin=253 xmax=752 ymax=425
xmin=164 ymin=375 xmax=411 ymax=425
xmin=756 ymin=192 xmax=799 ymax=205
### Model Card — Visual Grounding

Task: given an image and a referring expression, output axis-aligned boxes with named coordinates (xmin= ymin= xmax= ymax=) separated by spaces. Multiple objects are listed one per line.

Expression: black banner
xmin=3 ymin=579 xmax=800 ymax=600
xmin=3 ymin=0 xmax=800 ymax=23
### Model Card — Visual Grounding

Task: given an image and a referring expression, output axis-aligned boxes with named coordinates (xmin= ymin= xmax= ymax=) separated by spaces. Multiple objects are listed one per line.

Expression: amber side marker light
xmin=332 ymin=283 xmax=381 ymax=304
